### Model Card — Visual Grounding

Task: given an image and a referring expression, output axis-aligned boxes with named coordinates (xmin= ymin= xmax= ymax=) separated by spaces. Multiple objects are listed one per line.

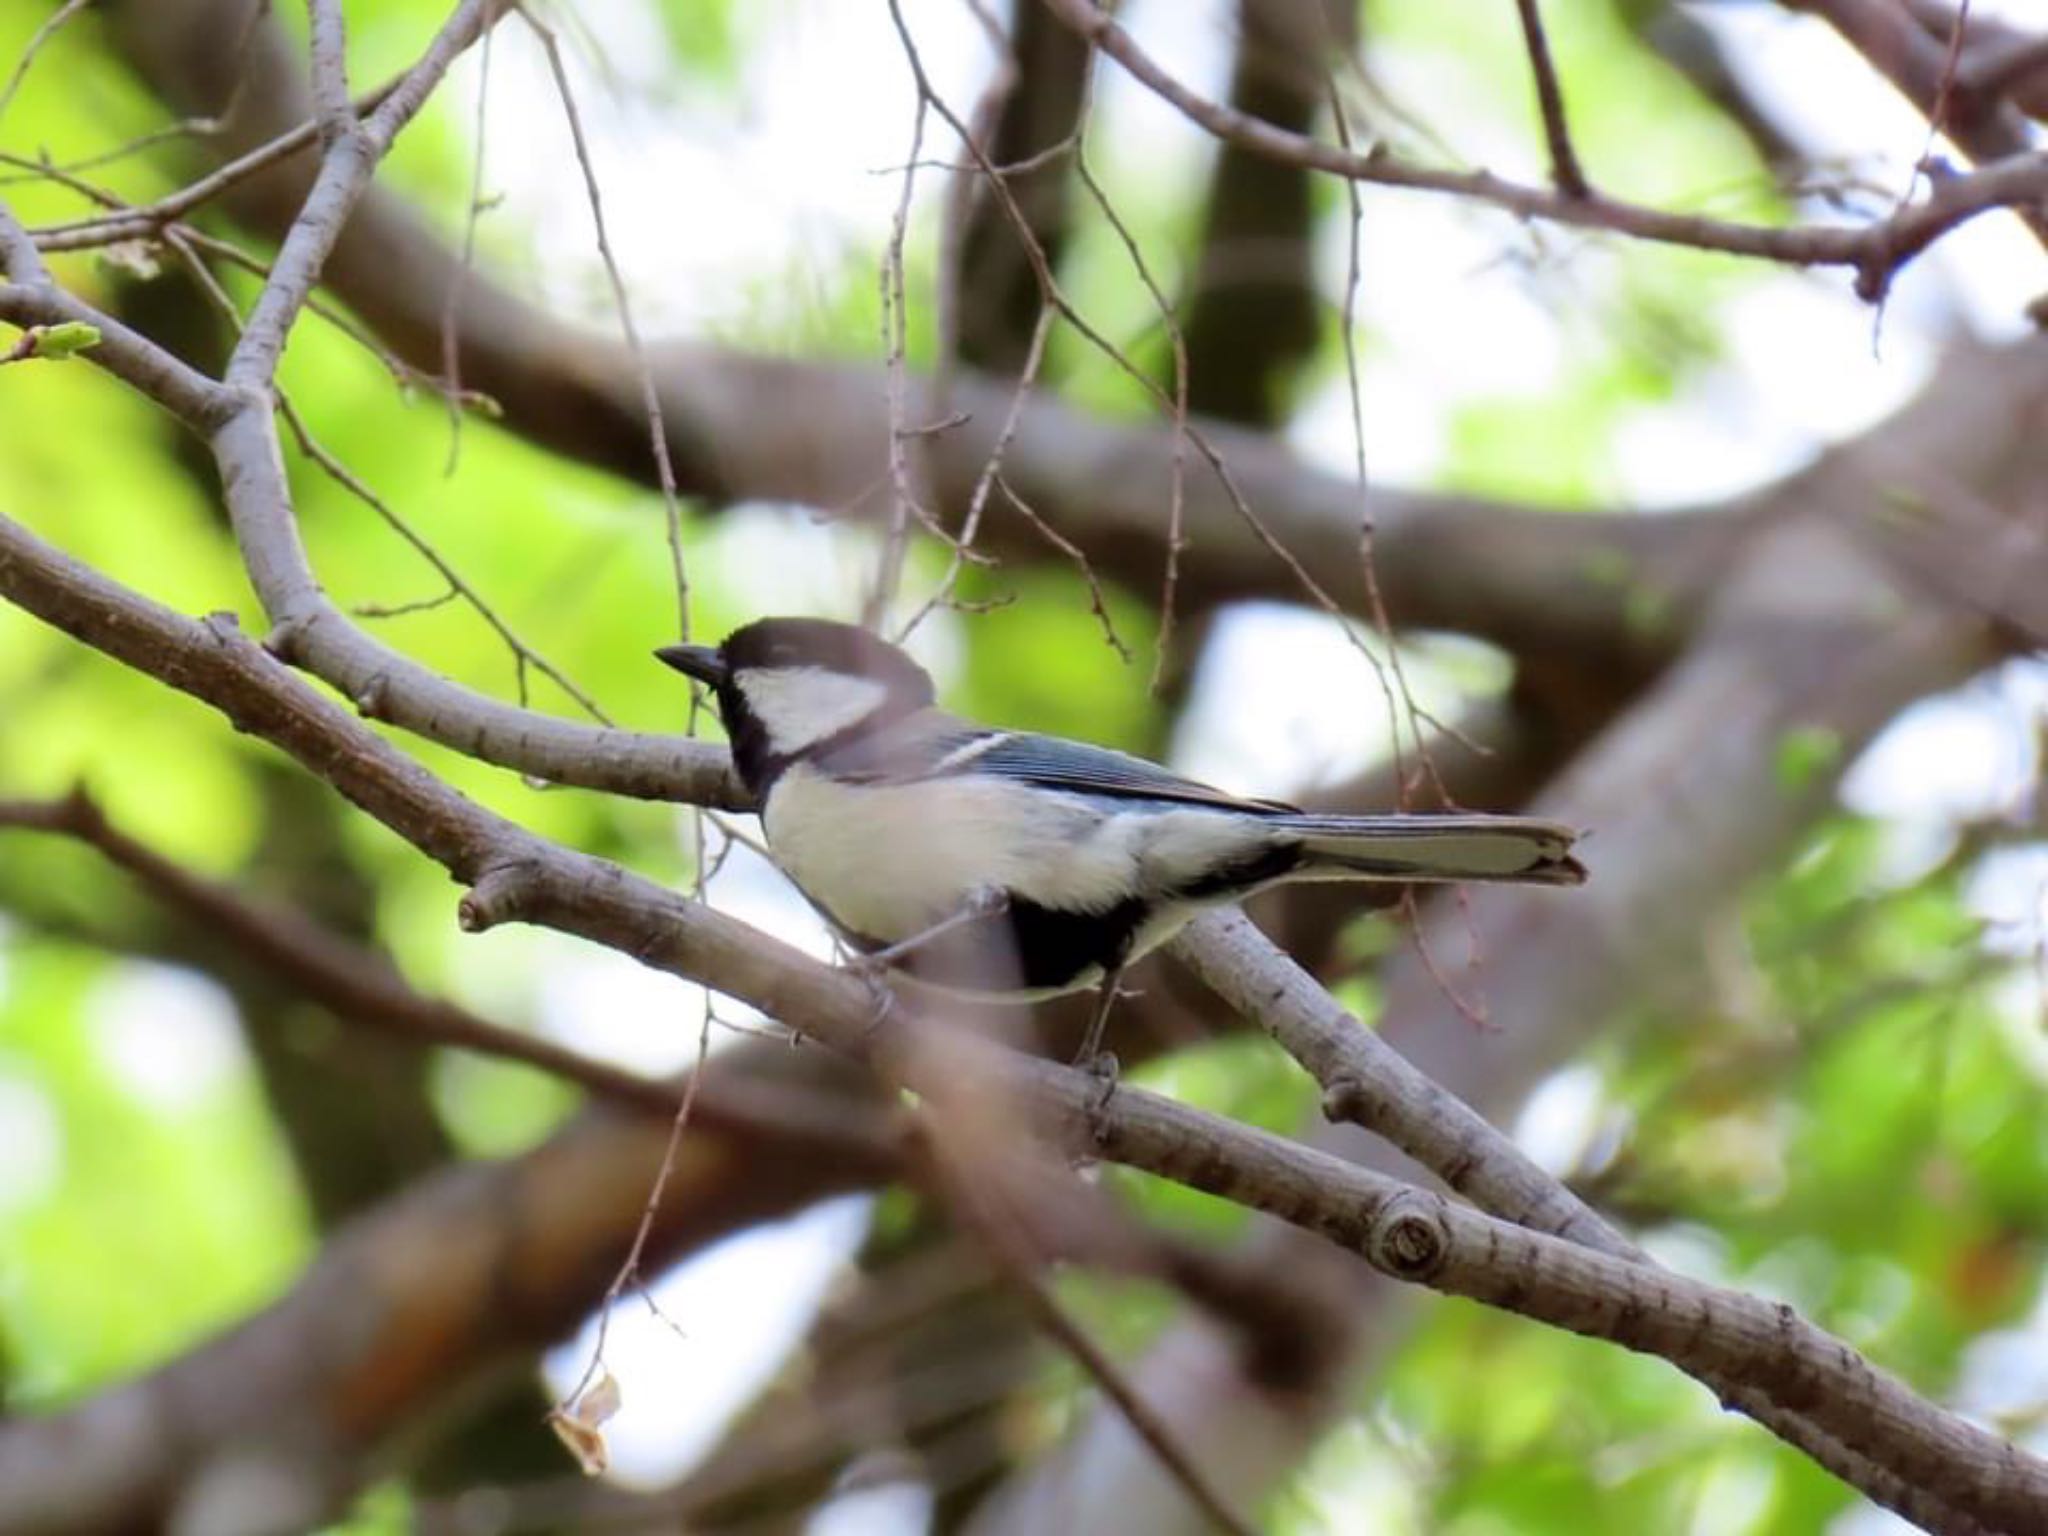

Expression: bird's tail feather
xmin=1273 ymin=812 xmax=1585 ymax=886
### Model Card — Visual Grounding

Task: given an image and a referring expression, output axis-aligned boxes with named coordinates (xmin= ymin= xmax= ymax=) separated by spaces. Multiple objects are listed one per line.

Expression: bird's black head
xmin=655 ymin=618 xmax=936 ymax=794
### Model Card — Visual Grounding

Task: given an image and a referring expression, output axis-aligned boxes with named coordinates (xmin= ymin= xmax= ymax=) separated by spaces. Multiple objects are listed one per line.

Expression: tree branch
xmin=1169 ymin=912 xmax=1994 ymax=1534
xmin=1511 ymin=0 xmax=1591 ymax=197
xmin=1040 ymin=0 xmax=2048 ymax=301
xmin=1802 ymin=0 xmax=2048 ymax=262
xmin=0 ymin=789 xmax=868 ymax=1144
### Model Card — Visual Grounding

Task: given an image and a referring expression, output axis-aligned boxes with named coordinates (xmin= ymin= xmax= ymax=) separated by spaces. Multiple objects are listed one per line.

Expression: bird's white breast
xmin=761 ymin=763 xmax=1277 ymax=957
xmin=761 ymin=764 xmax=1129 ymax=941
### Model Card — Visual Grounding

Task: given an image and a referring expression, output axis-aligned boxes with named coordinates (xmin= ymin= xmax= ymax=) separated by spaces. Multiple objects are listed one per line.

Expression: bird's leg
xmin=1074 ymin=958 xmax=1130 ymax=1111
xmin=1066 ymin=961 xmax=1128 ymax=1155
xmin=843 ymin=888 xmax=1009 ymax=977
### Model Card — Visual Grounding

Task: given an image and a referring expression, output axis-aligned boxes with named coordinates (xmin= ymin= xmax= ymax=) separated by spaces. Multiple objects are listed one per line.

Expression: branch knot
xmin=459 ymin=860 xmax=546 ymax=932
xmin=1367 ymin=1190 xmax=1449 ymax=1282
xmin=1319 ymin=1075 xmax=1372 ymax=1126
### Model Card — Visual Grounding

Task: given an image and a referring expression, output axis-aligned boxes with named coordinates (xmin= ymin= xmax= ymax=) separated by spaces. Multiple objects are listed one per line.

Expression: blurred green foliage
xmin=0 ymin=2 xmax=2040 ymax=1531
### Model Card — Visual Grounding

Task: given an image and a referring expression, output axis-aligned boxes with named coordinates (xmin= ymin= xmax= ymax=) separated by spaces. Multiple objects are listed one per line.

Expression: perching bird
xmin=658 ymin=618 xmax=1583 ymax=1064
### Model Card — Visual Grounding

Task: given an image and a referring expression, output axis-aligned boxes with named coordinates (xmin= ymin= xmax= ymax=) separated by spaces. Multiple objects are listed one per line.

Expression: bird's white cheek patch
xmin=734 ymin=667 xmax=889 ymax=754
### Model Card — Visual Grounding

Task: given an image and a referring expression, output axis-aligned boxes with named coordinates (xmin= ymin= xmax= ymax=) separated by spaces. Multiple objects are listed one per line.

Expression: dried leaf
xmin=547 ymin=1370 xmax=623 ymax=1476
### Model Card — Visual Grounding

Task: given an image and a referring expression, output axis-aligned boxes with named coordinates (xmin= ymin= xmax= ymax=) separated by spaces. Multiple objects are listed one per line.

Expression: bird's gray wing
xmin=952 ymin=730 xmax=1301 ymax=813
xmin=813 ymin=711 xmax=1299 ymax=811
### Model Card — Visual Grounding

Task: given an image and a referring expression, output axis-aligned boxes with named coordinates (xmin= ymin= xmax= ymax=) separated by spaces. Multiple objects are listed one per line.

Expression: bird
xmin=657 ymin=617 xmax=1584 ymax=1067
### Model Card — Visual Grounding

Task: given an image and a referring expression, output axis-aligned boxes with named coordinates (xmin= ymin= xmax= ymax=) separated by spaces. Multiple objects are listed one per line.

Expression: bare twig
xmin=1510 ymin=0 xmax=1590 ymax=197
xmin=0 ymin=0 xmax=93 ymax=129
xmin=994 ymin=474 xmax=1130 ymax=661
xmin=900 ymin=304 xmax=1055 ymax=639
xmin=442 ymin=20 xmax=496 ymax=473
xmin=928 ymin=1146 xmax=1261 ymax=1536
xmin=515 ymin=5 xmax=691 ymax=642
xmin=934 ymin=0 xmax=1018 ymax=406
xmin=159 ymin=224 xmax=612 ymax=724
xmin=276 ymin=393 xmax=613 ymax=720
xmin=26 ymin=74 xmax=405 ymax=251
xmin=1068 ymin=139 xmax=1189 ymax=687
xmin=1327 ymin=74 xmax=1429 ymax=797
xmin=1800 ymin=0 xmax=2048 ymax=261
xmin=0 ymin=235 xmax=740 ymax=805
xmin=869 ymin=5 xmax=933 ymax=631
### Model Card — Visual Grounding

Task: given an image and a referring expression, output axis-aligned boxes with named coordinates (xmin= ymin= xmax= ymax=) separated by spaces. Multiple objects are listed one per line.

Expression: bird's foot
xmin=1082 ymin=1049 xmax=1120 ymax=1145
xmin=831 ymin=941 xmax=902 ymax=1046
xmin=841 ymin=948 xmax=900 ymax=986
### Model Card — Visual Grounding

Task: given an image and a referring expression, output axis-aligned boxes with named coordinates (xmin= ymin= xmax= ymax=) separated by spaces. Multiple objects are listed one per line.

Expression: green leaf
xmin=5 ymin=322 xmax=101 ymax=363
xmin=1773 ymin=727 xmax=1842 ymax=794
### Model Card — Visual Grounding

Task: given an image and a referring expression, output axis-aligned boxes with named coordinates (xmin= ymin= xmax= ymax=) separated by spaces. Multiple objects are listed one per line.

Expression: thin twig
xmin=25 ymin=73 xmax=406 ymax=250
xmin=0 ymin=0 xmax=94 ymax=130
xmin=1069 ymin=135 xmax=1187 ymax=688
xmin=933 ymin=0 xmax=1019 ymax=410
xmin=228 ymin=0 xmax=504 ymax=389
xmin=442 ymin=19 xmax=496 ymax=475
xmin=160 ymin=222 xmax=613 ymax=724
xmin=277 ymin=395 xmax=614 ymax=721
xmin=1510 ymin=0 xmax=1590 ymax=198
xmin=932 ymin=1147 xmax=1260 ymax=1536
xmin=869 ymin=1 xmax=938 ymax=631
xmin=907 ymin=32 xmax=1483 ymax=735
xmin=995 ymin=475 xmax=1130 ymax=661
xmin=899 ymin=304 xmax=1055 ymax=639
xmin=515 ymin=5 xmax=692 ymax=642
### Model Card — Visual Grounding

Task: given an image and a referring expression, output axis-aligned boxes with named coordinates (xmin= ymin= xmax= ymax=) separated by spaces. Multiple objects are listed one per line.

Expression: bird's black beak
xmin=654 ymin=643 xmax=727 ymax=688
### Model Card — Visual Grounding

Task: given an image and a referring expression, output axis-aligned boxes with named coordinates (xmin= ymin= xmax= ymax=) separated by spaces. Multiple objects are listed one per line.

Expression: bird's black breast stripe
xmin=841 ymin=893 xmax=1150 ymax=993
xmin=1172 ymin=842 xmax=1304 ymax=901
xmin=1004 ymin=895 xmax=1150 ymax=991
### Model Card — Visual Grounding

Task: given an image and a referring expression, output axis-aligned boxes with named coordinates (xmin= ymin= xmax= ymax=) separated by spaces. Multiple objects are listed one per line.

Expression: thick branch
xmin=1169 ymin=912 xmax=1991 ymax=1535
xmin=0 ymin=790 xmax=864 ymax=1142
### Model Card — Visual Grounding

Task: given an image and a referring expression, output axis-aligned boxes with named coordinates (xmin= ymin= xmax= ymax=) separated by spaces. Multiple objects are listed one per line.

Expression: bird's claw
xmin=1084 ymin=1050 xmax=1120 ymax=1142
xmin=839 ymin=958 xmax=897 ymax=991
xmin=838 ymin=950 xmax=901 ymax=1043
